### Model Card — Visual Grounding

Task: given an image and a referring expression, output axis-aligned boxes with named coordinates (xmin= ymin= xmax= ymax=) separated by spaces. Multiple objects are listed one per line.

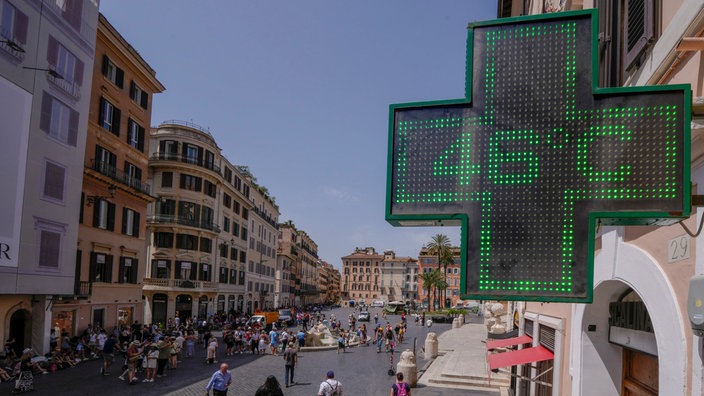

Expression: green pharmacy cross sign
xmin=386 ymin=10 xmax=691 ymax=302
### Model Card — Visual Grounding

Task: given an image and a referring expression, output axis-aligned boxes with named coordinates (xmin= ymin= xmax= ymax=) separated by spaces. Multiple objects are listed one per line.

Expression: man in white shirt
xmin=317 ymin=370 xmax=342 ymax=396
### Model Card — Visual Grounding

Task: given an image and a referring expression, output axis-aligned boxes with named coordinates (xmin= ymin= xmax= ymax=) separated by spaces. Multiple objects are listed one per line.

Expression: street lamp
xmin=23 ymin=66 xmax=63 ymax=79
xmin=85 ymin=185 xmax=116 ymax=206
xmin=0 ymin=38 xmax=24 ymax=53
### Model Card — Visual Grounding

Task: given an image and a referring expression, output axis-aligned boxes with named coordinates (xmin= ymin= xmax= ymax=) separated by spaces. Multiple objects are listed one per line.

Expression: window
xmin=161 ymin=172 xmax=173 ymax=188
xmin=242 ymin=208 xmax=249 ymax=220
xmin=232 ymin=222 xmax=239 ymax=237
xmin=204 ymin=150 xmax=215 ymax=170
xmin=90 ymin=252 xmax=113 ymax=283
xmin=178 ymin=201 xmax=200 ymax=223
xmin=199 ymin=237 xmax=212 ymax=253
xmin=199 ymin=263 xmax=211 ymax=281
xmin=38 ymin=228 xmax=61 ymax=268
xmin=241 ymin=227 xmax=248 ymax=241
xmin=122 ymin=208 xmax=140 ymax=237
xmin=151 ymin=259 xmax=170 ymax=279
xmin=176 ymin=261 xmax=196 ymax=280
xmin=233 ymin=201 xmax=240 ymax=216
xmin=40 ymin=92 xmax=78 ymax=146
xmin=127 ymin=119 xmax=145 ymax=152
xmin=95 ymin=145 xmax=116 ymax=177
xmin=230 ymin=247 xmax=238 ymax=260
xmin=58 ymin=0 xmax=82 ymax=31
xmin=102 ymin=55 xmax=124 ymax=88
xmin=180 ymin=174 xmax=202 ymax=192
xmin=182 ymin=143 xmax=201 ymax=165
xmin=220 ymin=244 xmax=228 ymax=258
xmin=239 ymin=251 xmax=246 ymax=263
xmin=124 ymin=161 xmax=142 ymax=189
xmin=0 ymin=1 xmax=27 ymax=47
xmin=224 ymin=167 xmax=232 ymax=183
xmin=129 ymin=80 xmax=148 ymax=109
xmin=92 ymin=199 xmax=115 ymax=231
xmin=239 ymin=271 xmax=245 ymax=285
xmin=154 ymin=232 xmax=173 ymax=248
xmin=223 ymin=193 xmax=231 ymax=209
xmin=47 ymin=35 xmax=83 ymax=88
xmin=99 ymin=97 xmax=121 ymax=135
xmin=204 ymin=180 xmax=216 ymax=198
xmin=42 ymin=160 xmax=66 ymax=202
xmin=176 ymin=233 xmax=198 ymax=250
xmin=157 ymin=199 xmax=176 ymax=216
xmin=159 ymin=140 xmax=178 ymax=160
xmin=119 ymin=257 xmax=138 ymax=284
xmin=223 ymin=217 xmax=230 ymax=233
xmin=229 ymin=269 xmax=237 ymax=285
xmin=219 ymin=267 xmax=228 ymax=283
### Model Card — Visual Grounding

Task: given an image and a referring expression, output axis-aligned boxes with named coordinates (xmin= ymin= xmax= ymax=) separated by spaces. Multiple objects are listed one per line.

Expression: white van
xmin=371 ymin=300 xmax=385 ymax=307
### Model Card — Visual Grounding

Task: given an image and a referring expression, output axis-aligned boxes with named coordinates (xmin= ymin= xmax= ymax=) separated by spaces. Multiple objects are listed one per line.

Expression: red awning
xmin=488 ymin=346 xmax=554 ymax=370
xmin=486 ymin=334 xmax=533 ymax=350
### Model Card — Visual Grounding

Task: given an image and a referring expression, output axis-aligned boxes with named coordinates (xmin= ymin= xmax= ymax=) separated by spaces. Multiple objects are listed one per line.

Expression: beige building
xmin=379 ymin=250 xmax=417 ymax=303
xmin=245 ymin=180 xmax=280 ymax=312
xmin=145 ymin=121 xmax=254 ymax=323
xmin=58 ymin=13 xmax=164 ymax=338
xmin=276 ymin=222 xmax=298 ymax=308
xmin=487 ymin=1 xmax=704 ymax=395
xmin=0 ymin=0 xmax=99 ymax=355
xmin=341 ymin=247 xmax=383 ymax=305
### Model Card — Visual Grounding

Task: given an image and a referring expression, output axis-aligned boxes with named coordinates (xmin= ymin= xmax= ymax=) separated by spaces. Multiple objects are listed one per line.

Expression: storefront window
xmin=118 ymin=307 xmax=133 ymax=327
xmin=53 ymin=310 xmax=74 ymax=336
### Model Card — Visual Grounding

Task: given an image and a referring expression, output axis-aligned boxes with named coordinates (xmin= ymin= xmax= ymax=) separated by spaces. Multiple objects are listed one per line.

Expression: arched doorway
xmin=9 ymin=310 xmax=31 ymax=356
xmin=575 ymin=239 xmax=686 ymax=395
xmin=175 ymin=294 xmax=193 ymax=320
xmin=198 ymin=295 xmax=209 ymax=319
xmin=152 ymin=294 xmax=168 ymax=326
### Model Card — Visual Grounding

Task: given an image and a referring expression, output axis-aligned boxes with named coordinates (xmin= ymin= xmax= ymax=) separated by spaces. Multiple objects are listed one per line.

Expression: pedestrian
xmin=205 ymin=363 xmax=232 ymax=396
xmin=337 ymin=329 xmax=346 ymax=354
xmin=296 ymin=328 xmax=306 ymax=350
xmin=390 ymin=372 xmax=411 ymax=396
xmin=101 ymin=333 xmax=118 ymax=375
xmin=282 ymin=342 xmax=297 ymax=388
xmin=376 ymin=325 xmax=384 ymax=353
xmin=255 ymin=375 xmax=284 ymax=396
xmin=317 ymin=370 xmax=342 ymax=396
xmin=143 ymin=342 xmax=158 ymax=382
xmin=126 ymin=340 xmax=142 ymax=385
xmin=385 ymin=324 xmax=396 ymax=352
xmin=207 ymin=335 xmax=218 ymax=364
xmin=156 ymin=337 xmax=171 ymax=377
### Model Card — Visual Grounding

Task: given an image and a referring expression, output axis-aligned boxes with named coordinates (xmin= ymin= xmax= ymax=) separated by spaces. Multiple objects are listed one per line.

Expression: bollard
xmin=397 ymin=349 xmax=417 ymax=387
xmin=424 ymin=332 xmax=438 ymax=359
xmin=452 ymin=317 xmax=461 ymax=329
xmin=458 ymin=314 xmax=465 ymax=325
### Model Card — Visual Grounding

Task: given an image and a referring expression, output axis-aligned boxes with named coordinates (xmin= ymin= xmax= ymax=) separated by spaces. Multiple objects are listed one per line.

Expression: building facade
xmin=276 ymin=222 xmax=298 ymax=308
xmin=57 ymin=12 xmax=164 ymax=340
xmin=0 ymin=0 xmax=99 ymax=355
xmin=245 ymin=180 xmax=279 ymax=312
xmin=417 ymin=247 xmax=461 ymax=309
xmin=493 ymin=1 xmax=704 ymax=395
xmin=379 ymin=250 xmax=417 ymax=303
xmin=145 ymin=121 xmax=252 ymax=324
xmin=340 ymin=247 xmax=383 ymax=305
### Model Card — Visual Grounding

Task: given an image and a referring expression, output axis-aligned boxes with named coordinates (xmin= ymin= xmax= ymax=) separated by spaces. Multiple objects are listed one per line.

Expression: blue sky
xmin=99 ymin=1 xmax=498 ymax=268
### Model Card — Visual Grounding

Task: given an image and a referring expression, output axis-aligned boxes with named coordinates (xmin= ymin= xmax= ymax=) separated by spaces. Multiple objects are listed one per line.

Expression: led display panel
xmin=386 ymin=10 xmax=690 ymax=302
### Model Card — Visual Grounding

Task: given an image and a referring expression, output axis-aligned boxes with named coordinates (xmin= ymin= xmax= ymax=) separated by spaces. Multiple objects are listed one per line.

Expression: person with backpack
xmin=282 ymin=342 xmax=297 ymax=388
xmin=385 ymin=324 xmax=396 ymax=352
xmin=390 ymin=372 xmax=411 ymax=396
xmin=317 ymin=370 xmax=343 ymax=396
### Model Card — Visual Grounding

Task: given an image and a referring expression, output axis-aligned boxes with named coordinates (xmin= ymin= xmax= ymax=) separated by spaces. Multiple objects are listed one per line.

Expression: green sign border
xmin=385 ymin=9 xmax=691 ymax=303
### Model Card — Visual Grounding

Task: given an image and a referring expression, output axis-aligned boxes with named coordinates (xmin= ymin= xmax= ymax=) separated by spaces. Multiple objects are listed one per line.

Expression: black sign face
xmin=386 ymin=11 xmax=690 ymax=302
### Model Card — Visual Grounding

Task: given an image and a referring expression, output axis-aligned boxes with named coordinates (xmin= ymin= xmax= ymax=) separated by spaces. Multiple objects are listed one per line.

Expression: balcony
xmin=73 ymin=281 xmax=91 ymax=298
xmin=0 ymin=33 xmax=25 ymax=62
xmin=143 ymin=278 xmax=218 ymax=291
xmin=148 ymin=214 xmax=221 ymax=233
xmin=150 ymin=153 xmax=221 ymax=174
xmin=87 ymin=159 xmax=151 ymax=195
xmin=48 ymin=71 xmax=80 ymax=100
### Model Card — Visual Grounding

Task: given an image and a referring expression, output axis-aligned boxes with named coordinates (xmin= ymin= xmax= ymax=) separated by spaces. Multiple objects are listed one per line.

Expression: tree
xmin=425 ymin=234 xmax=452 ymax=308
xmin=418 ymin=269 xmax=442 ymax=312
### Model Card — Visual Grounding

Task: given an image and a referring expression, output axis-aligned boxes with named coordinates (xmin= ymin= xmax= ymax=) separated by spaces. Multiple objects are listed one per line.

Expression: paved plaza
xmin=1 ymin=308 xmax=498 ymax=395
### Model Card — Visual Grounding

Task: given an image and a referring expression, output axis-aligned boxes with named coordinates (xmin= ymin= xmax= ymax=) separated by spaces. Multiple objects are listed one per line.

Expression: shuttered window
xmin=624 ymin=0 xmax=655 ymax=70
xmin=539 ymin=325 xmax=556 ymax=351
xmin=524 ymin=318 xmax=534 ymax=337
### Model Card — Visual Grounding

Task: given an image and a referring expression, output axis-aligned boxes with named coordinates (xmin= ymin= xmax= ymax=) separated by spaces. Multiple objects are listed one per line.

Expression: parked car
xmin=358 ymin=311 xmax=370 ymax=322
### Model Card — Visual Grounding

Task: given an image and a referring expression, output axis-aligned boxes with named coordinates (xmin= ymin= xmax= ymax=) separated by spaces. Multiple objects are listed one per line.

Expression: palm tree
xmin=417 ymin=269 xmax=441 ymax=312
xmin=425 ymin=234 xmax=452 ymax=308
